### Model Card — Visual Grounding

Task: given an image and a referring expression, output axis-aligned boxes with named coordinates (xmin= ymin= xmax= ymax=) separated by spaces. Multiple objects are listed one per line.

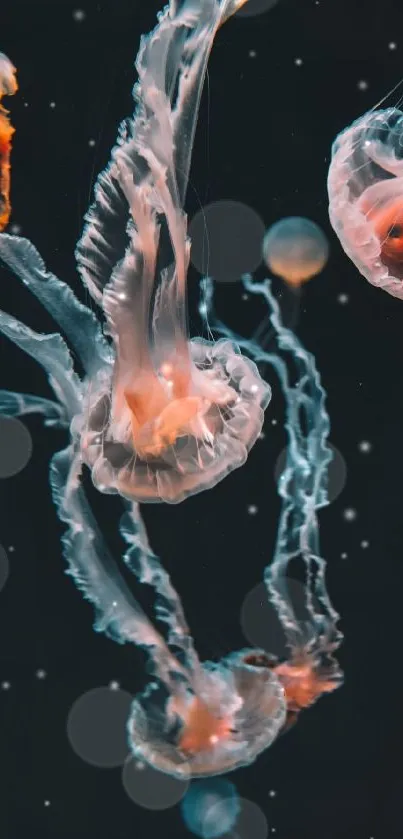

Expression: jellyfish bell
xmin=77 ymin=337 xmax=270 ymax=504
xmin=262 ymin=216 xmax=329 ymax=288
xmin=127 ymin=649 xmax=287 ymax=779
xmin=328 ymin=107 xmax=403 ymax=298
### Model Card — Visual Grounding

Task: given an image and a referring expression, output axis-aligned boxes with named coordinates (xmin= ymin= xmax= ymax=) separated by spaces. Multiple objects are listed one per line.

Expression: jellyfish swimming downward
xmin=0 ymin=0 xmax=342 ymax=778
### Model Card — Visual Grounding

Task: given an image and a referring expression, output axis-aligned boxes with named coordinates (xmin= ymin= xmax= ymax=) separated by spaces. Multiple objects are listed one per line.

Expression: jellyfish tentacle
xmin=50 ymin=444 xmax=190 ymax=691
xmin=0 ymin=390 xmax=66 ymax=427
xmin=200 ymin=276 xmax=342 ymax=667
xmin=0 ymin=308 xmax=81 ymax=420
xmin=0 ymin=233 xmax=110 ymax=377
xmin=120 ymin=501 xmax=201 ymax=676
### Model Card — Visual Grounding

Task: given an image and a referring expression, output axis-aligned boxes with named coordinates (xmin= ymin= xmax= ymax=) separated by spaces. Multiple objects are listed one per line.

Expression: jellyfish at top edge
xmin=37 ymin=276 xmax=339 ymax=780
xmin=262 ymin=216 xmax=329 ymax=288
xmin=0 ymin=53 xmax=17 ymax=232
xmin=328 ymin=106 xmax=403 ymax=299
xmin=0 ymin=0 xmax=270 ymax=506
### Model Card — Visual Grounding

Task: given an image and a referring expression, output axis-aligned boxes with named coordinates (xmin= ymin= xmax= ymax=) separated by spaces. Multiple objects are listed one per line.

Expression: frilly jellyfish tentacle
xmin=0 ymin=307 xmax=81 ymax=421
xmin=120 ymin=502 xmax=201 ymax=674
xmin=69 ymin=0 xmax=270 ymax=504
xmin=0 ymin=234 xmax=111 ymax=377
xmin=50 ymin=441 xmax=287 ymax=779
xmin=0 ymin=390 xmax=66 ymax=427
xmin=200 ymin=276 xmax=342 ymax=670
xmin=328 ymin=107 xmax=403 ymax=298
xmin=49 ymin=443 xmax=190 ymax=691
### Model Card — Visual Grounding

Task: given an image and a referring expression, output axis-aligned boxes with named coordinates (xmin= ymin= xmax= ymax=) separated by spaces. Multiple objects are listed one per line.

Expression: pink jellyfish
xmin=0 ymin=0 xmax=270 ymax=505
xmin=328 ymin=107 xmax=403 ymax=299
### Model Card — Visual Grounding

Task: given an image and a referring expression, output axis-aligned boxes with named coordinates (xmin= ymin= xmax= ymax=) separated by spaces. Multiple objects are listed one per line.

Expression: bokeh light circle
xmin=181 ymin=779 xmax=240 ymax=838
xmin=122 ymin=755 xmax=190 ymax=810
xmin=189 ymin=200 xmax=265 ymax=282
xmin=0 ymin=544 xmax=9 ymax=593
xmin=0 ymin=417 xmax=33 ymax=478
xmin=66 ymin=686 xmax=132 ymax=768
xmin=240 ymin=580 xmax=323 ymax=659
xmin=230 ymin=797 xmax=268 ymax=839
xmin=274 ymin=442 xmax=347 ymax=504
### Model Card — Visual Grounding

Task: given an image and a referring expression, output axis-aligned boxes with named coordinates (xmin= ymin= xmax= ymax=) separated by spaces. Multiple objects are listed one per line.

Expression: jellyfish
xmin=0 ymin=0 xmax=270 ymax=505
xmin=0 ymin=268 xmax=341 ymax=779
xmin=0 ymin=53 xmax=17 ymax=232
xmin=262 ymin=217 xmax=329 ymax=288
xmin=328 ymin=106 xmax=403 ymax=299
xmin=0 ymin=0 xmax=342 ymax=779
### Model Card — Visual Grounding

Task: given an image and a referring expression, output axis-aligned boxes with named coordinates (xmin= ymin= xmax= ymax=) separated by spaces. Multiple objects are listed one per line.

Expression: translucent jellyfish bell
xmin=328 ymin=107 xmax=403 ymax=298
xmin=262 ymin=217 xmax=329 ymax=288
xmin=0 ymin=0 xmax=270 ymax=505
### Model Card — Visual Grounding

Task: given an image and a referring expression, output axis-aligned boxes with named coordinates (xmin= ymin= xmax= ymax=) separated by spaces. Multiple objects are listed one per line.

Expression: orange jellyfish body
xmin=0 ymin=53 xmax=18 ymax=232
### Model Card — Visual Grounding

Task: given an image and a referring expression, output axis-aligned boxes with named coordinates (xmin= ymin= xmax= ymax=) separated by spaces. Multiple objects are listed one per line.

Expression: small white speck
xmin=338 ymin=293 xmax=349 ymax=304
xmin=341 ymin=552 xmax=348 ymax=559
xmin=295 ymin=58 xmax=303 ymax=66
xmin=271 ymin=418 xmax=277 ymax=426
xmin=358 ymin=440 xmax=372 ymax=453
xmin=44 ymin=800 xmax=51 ymax=807
xmin=1 ymin=681 xmax=11 ymax=690
xmin=7 ymin=545 xmax=15 ymax=552
xmin=269 ymin=789 xmax=277 ymax=797
xmin=109 ymin=680 xmax=120 ymax=691
xmin=135 ymin=761 xmax=146 ymax=771
xmin=389 ymin=42 xmax=397 ymax=50
xmin=88 ymin=138 xmax=96 ymax=147
xmin=247 ymin=504 xmax=258 ymax=515
xmin=249 ymin=50 xmax=257 ymax=58
xmin=9 ymin=225 xmax=21 ymax=235
xmin=258 ymin=431 xmax=265 ymax=441
xmin=242 ymin=293 xmax=249 ymax=301
xmin=73 ymin=9 xmax=86 ymax=21
xmin=24 ymin=102 xmax=29 ymax=108
xmin=49 ymin=102 xmax=56 ymax=109
xmin=36 ymin=669 xmax=47 ymax=680
xmin=358 ymin=80 xmax=369 ymax=91
xmin=360 ymin=540 xmax=369 ymax=549
xmin=343 ymin=508 xmax=357 ymax=522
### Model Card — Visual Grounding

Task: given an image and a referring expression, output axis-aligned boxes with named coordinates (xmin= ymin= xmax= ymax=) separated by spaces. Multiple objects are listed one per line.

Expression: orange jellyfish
xmin=262 ymin=216 xmax=329 ymax=288
xmin=0 ymin=53 xmax=17 ymax=232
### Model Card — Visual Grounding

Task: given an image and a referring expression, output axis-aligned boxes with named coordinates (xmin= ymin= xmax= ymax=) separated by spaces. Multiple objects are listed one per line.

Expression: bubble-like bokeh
xmin=274 ymin=442 xmax=347 ymax=504
xmin=66 ymin=687 xmax=132 ymax=768
xmin=0 ymin=416 xmax=32 ymax=478
xmin=189 ymin=200 xmax=265 ymax=282
xmin=122 ymin=756 xmax=190 ymax=810
xmin=180 ymin=778 xmax=240 ymax=838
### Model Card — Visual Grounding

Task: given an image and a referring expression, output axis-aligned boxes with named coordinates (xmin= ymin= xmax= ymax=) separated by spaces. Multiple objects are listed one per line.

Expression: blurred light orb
xmin=180 ymin=778 xmax=240 ymax=838
xmin=262 ymin=217 xmax=329 ymax=287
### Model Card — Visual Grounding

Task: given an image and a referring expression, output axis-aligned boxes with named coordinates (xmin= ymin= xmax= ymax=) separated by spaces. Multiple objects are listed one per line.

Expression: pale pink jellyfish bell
xmin=74 ymin=0 xmax=271 ymax=505
xmin=262 ymin=217 xmax=329 ymax=289
xmin=328 ymin=107 xmax=403 ymax=298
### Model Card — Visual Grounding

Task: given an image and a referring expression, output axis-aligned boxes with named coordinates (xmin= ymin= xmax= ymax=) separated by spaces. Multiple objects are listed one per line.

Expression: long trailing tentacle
xmin=199 ymin=275 xmax=342 ymax=658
